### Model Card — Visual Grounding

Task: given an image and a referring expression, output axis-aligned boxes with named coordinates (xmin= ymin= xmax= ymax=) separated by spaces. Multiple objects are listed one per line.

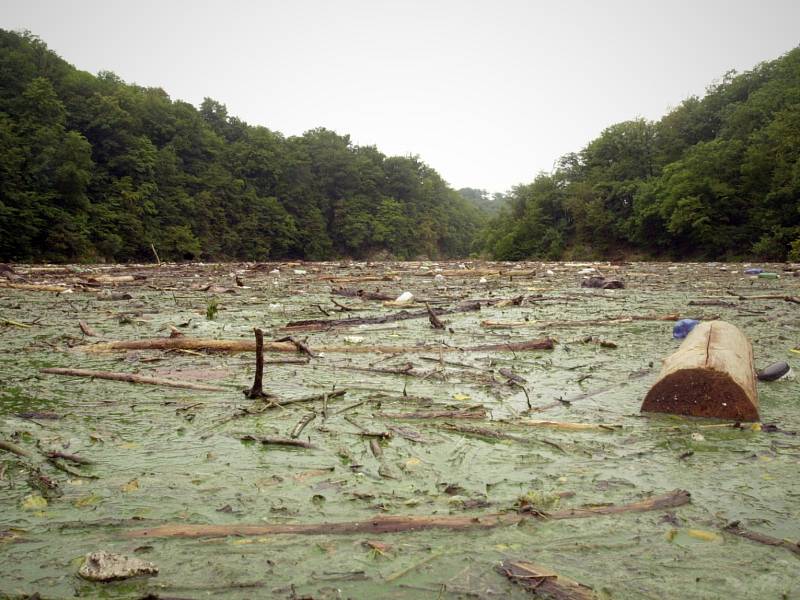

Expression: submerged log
xmin=124 ymin=489 xmax=690 ymax=539
xmin=641 ymin=321 xmax=759 ymax=421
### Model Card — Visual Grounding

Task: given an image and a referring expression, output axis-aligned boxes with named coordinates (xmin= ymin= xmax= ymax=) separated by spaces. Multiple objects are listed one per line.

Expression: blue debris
xmin=673 ymin=319 xmax=700 ymax=339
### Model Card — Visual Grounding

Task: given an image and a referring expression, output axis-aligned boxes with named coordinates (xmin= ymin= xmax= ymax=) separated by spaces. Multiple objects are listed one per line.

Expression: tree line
xmin=0 ymin=29 xmax=485 ymax=262
xmin=480 ymin=45 xmax=800 ymax=261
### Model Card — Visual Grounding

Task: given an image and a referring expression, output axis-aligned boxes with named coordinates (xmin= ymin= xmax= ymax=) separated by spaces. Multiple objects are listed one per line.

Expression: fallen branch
xmin=0 ymin=439 xmax=35 ymax=459
xmin=282 ymin=301 xmax=480 ymax=332
xmin=79 ymin=320 xmax=99 ymax=337
xmin=40 ymin=368 xmax=226 ymax=392
xmin=123 ymin=489 xmax=691 ymax=539
xmin=82 ymin=336 xmax=555 ymax=355
xmin=377 ymin=408 xmax=487 ymax=420
xmin=512 ymin=419 xmax=621 ymax=432
xmin=723 ymin=521 xmax=800 ymax=556
xmin=239 ymin=435 xmax=317 ymax=450
xmin=498 ymin=559 xmax=596 ymax=599
xmin=0 ymin=282 xmax=70 ymax=293
xmin=481 ymin=314 xmax=680 ymax=329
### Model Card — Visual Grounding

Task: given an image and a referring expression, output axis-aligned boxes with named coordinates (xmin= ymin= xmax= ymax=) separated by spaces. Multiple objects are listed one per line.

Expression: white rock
xmin=269 ymin=269 xmax=280 ymax=275
xmin=394 ymin=291 xmax=414 ymax=304
xmin=293 ymin=269 xmax=307 ymax=275
xmin=343 ymin=335 xmax=365 ymax=345
xmin=578 ymin=268 xmax=596 ymax=275
xmin=479 ymin=277 xmax=488 ymax=284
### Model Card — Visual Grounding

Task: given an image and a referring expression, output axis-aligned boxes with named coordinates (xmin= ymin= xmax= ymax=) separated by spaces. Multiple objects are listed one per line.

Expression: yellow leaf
xmin=22 ymin=494 xmax=48 ymax=510
xmin=74 ymin=494 xmax=102 ymax=508
xmin=121 ymin=478 xmax=139 ymax=493
xmin=452 ymin=393 xmax=470 ymax=401
xmin=686 ymin=529 xmax=721 ymax=542
xmin=118 ymin=442 xmax=138 ymax=449
xmin=750 ymin=423 xmax=762 ymax=432
xmin=405 ymin=457 xmax=421 ymax=467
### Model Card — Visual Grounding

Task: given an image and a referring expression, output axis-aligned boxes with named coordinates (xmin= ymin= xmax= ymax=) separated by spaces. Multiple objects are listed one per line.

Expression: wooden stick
xmin=425 ymin=302 xmax=445 ymax=329
xmin=513 ymin=419 xmax=621 ymax=432
xmin=245 ymin=328 xmax=266 ymax=399
xmin=0 ymin=439 xmax=35 ymax=459
xmin=290 ymin=412 xmax=317 ymax=439
xmin=124 ymin=489 xmax=691 ymax=539
xmin=723 ymin=521 xmax=800 ymax=556
xmin=40 ymin=368 xmax=226 ymax=392
xmin=78 ymin=320 xmax=99 ymax=337
xmin=498 ymin=559 xmax=596 ymax=599
xmin=239 ymin=435 xmax=317 ymax=450
xmin=481 ymin=314 xmax=680 ymax=329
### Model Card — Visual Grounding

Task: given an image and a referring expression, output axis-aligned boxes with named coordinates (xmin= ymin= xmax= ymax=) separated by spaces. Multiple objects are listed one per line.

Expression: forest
xmin=480 ymin=46 xmax=800 ymax=262
xmin=0 ymin=29 xmax=484 ymax=262
xmin=1 ymin=29 xmax=799 ymax=263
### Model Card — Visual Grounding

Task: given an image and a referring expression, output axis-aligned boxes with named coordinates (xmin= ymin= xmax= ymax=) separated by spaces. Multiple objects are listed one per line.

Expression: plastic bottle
xmin=672 ymin=319 xmax=700 ymax=339
xmin=757 ymin=272 xmax=779 ymax=279
xmin=744 ymin=268 xmax=764 ymax=275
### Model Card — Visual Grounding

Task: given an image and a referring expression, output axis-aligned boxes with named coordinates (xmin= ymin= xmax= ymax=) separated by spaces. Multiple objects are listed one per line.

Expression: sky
xmin=2 ymin=0 xmax=800 ymax=194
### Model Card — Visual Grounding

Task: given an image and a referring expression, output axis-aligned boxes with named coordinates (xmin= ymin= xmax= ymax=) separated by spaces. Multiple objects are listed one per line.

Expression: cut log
xmin=641 ymin=321 xmax=759 ymax=421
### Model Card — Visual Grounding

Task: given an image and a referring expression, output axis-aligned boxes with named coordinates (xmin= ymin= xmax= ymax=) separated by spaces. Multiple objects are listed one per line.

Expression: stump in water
xmin=641 ymin=321 xmax=759 ymax=421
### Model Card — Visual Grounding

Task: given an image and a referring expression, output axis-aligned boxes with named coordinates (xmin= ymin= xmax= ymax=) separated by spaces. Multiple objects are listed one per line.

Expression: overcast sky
xmin=3 ymin=0 xmax=799 ymax=193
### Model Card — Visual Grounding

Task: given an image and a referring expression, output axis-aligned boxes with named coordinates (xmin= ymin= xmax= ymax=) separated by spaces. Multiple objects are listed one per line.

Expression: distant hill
xmin=0 ymin=30 xmax=484 ymax=262
xmin=457 ymin=188 xmax=506 ymax=217
xmin=481 ymin=46 xmax=800 ymax=261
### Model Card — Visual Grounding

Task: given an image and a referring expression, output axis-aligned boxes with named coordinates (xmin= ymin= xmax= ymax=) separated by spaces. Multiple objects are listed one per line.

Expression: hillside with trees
xmin=481 ymin=46 xmax=800 ymax=261
xmin=0 ymin=29 xmax=484 ymax=262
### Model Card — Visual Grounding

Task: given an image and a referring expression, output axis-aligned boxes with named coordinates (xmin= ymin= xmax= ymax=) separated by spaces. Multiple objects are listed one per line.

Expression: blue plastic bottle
xmin=673 ymin=319 xmax=700 ymax=339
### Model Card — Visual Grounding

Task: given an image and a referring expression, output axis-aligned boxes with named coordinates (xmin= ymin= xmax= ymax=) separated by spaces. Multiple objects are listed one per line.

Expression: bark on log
xmin=641 ymin=321 xmax=759 ymax=421
xmin=124 ymin=489 xmax=690 ymax=539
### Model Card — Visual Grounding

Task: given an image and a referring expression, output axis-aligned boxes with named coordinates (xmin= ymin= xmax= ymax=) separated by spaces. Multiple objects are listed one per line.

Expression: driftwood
xmin=641 ymin=321 xmax=759 ymax=421
xmin=78 ymin=320 xmax=99 ymax=337
xmin=245 ymin=328 xmax=268 ymax=399
xmin=426 ymin=301 xmax=445 ymax=329
xmin=481 ymin=314 xmax=680 ymax=329
xmin=376 ymin=408 xmax=488 ymax=420
xmin=0 ymin=282 xmax=70 ymax=293
xmin=331 ymin=287 xmax=395 ymax=301
xmin=82 ymin=336 xmax=555 ymax=355
xmin=239 ymin=435 xmax=317 ymax=450
xmin=723 ymin=521 xmax=800 ymax=556
xmin=282 ymin=301 xmax=480 ymax=332
xmin=40 ymin=368 xmax=226 ymax=392
xmin=498 ymin=559 xmax=596 ymax=599
xmin=0 ymin=439 xmax=35 ymax=459
xmin=124 ymin=489 xmax=690 ymax=539
xmin=514 ymin=419 xmax=621 ymax=432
